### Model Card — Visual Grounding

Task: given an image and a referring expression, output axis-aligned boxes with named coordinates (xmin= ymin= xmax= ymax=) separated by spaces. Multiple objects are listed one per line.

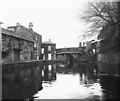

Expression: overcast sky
xmin=0 ymin=0 xmax=90 ymax=48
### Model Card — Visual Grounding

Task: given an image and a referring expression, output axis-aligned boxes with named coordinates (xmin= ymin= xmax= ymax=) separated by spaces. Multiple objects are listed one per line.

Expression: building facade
xmin=7 ymin=23 xmax=42 ymax=60
xmin=85 ymin=40 xmax=97 ymax=54
xmin=41 ymin=39 xmax=56 ymax=60
xmin=2 ymin=28 xmax=34 ymax=63
xmin=79 ymin=42 xmax=86 ymax=54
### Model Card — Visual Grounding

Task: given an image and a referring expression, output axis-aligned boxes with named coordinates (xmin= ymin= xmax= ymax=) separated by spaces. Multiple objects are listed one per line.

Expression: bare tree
xmin=80 ymin=1 xmax=118 ymax=38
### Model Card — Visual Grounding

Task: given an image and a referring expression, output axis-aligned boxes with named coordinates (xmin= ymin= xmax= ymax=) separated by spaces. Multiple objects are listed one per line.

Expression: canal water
xmin=2 ymin=61 xmax=120 ymax=100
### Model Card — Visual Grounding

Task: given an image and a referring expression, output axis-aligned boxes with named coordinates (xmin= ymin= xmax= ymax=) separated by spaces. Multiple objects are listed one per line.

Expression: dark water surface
xmin=2 ymin=61 xmax=120 ymax=100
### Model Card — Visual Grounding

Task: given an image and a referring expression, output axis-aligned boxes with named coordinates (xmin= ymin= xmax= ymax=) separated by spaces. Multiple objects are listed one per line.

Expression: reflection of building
xmin=42 ymin=39 xmax=56 ymax=60
xmin=42 ymin=64 xmax=56 ymax=81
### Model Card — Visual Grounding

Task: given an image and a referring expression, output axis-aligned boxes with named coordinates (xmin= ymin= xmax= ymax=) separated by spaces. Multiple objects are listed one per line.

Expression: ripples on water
xmin=34 ymin=74 xmax=102 ymax=99
xmin=2 ymin=62 xmax=120 ymax=100
xmin=34 ymin=62 xmax=120 ymax=100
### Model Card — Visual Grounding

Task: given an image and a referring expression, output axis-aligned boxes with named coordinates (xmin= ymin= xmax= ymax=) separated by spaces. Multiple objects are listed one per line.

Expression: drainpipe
xmin=0 ymin=22 xmax=3 ymax=101
xmin=116 ymin=1 xmax=120 ymax=37
xmin=0 ymin=22 xmax=3 ymax=62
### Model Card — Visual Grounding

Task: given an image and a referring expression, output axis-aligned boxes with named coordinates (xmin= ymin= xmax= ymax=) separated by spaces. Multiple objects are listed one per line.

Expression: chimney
xmin=49 ymin=39 xmax=51 ymax=42
xmin=29 ymin=22 xmax=33 ymax=30
xmin=16 ymin=23 xmax=20 ymax=27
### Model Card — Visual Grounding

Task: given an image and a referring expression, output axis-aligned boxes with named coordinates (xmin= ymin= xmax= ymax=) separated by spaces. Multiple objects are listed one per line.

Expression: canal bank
xmin=2 ymin=60 xmax=56 ymax=74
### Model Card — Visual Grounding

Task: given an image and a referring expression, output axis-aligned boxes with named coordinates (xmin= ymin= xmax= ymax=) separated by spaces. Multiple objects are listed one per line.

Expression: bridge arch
xmin=56 ymin=52 xmax=74 ymax=62
xmin=64 ymin=53 xmax=74 ymax=62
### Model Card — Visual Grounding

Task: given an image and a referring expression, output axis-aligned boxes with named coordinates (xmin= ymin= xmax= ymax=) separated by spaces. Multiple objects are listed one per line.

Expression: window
xmin=42 ymin=48 xmax=44 ymax=54
xmin=93 ymin=49 xmax=96 ymax=54
xmin=48 ymin=46 xmax=51 ymax=51
xmin=35 ymin=36 xmax=38 ymax=41
xmin=34 ymin=43 xmax=38 ymax=48
xmin=48 ymin=53 xmax=51 ymax=60
xmin=37 ymin=56 xmax=39 ymax=60
xmin=8 ymin=28 xmax=15 ymax=32
xmin=34 ymin=43 xmax=37 ymax=47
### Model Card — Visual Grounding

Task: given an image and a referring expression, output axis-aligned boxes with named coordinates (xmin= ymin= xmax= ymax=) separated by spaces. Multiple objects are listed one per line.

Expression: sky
xmin=0 ymin=0 xmax=90 ymax=48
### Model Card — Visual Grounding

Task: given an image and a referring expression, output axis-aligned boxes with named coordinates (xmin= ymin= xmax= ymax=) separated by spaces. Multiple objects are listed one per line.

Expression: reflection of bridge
xmin=56 ymin=47 xmax=97 ymax=62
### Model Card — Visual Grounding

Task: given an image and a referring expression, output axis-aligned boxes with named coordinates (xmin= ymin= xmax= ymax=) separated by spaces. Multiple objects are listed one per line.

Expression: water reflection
xmin=42 ymin=64 xmax=56 ymax=82
xmin=2 ymin=65 xmax=43 ymax=100
xmin=34 ymin=62 xmax=119 ymax=100
xmin=33 ymin=62 xmax=101 ymax=99
xmin=99 ymin=75 xmax=120 ymax=100
xmin=2 ymin=61 xmax=120 ymax=100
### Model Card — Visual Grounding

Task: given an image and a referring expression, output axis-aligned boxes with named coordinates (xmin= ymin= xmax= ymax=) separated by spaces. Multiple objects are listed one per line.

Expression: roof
xmin=90 ymin=40 xmax=99 ymax=44
xmin=2 ymin=28 xmax=35 ymax=42
xmin=42 ymin=39 xmax=55 ymax=44
xmin=19 ymin=25 xmax=41 ymax=36
xmin=8 ymin=24 xmax=41 ymax=37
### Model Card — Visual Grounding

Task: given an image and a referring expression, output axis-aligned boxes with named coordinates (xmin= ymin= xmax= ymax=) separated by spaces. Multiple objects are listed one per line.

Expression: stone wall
xmin=2 ymin=33 xmax=34 ymax=63
xmin=97 ymin=51 xmax=120 ymax=64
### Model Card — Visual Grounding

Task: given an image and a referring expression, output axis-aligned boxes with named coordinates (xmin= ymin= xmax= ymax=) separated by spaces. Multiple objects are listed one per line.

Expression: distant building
xmin=86 ymin=40 xmax=97 ymax=54
xmin=41 ymin=39 xmax=56 ymax=60
xmin=7 ymin=23 xmax=42 ymax=60
xmin=2 ymin=28 xmax=34 ymax=63
xmin=79 ymin=42 xmax=86 ymax=54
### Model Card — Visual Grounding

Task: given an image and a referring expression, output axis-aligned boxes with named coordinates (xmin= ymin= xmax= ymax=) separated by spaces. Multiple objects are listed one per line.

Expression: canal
xmin=2 ymin=61 xmax=120 ymax=100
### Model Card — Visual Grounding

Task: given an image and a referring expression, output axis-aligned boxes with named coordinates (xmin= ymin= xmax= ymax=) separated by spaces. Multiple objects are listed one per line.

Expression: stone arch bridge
xmin=56 ymin=47 xmax=81 ymax=62
xmin=56 ymin=52 xmax=80 ymax=62
xmin=56 ymin=47 xmax=97 ymax=62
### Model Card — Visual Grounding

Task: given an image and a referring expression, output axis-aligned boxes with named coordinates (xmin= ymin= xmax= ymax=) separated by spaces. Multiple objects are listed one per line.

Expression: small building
xmin=2 ymin=28 xmax=34 ymax=63
xmin=79 ymin=42 xmax=86 ymax=54
xmin=7 ymin=23 xmax=42 ymax=60
xmin=86 ymin=40 xmax=97 ymax=54
xmin=41 ymin=39 xmax=56 ymax=60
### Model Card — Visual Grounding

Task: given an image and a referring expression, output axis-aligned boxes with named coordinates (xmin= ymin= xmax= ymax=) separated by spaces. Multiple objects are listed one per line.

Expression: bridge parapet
xmin=56 ymin=47 xmax=80 ymax=54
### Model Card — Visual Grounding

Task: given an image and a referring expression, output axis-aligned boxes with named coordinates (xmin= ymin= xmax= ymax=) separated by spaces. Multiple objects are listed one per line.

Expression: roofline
xmin=2 ymin=28 xmax=35 ymax=43
xmin=7 ymin=26 xmax=16 ymax=28
xmin=7 ymin=24 xmax=42 ymax=36
xmin=42 ymin=43 xmax=56 ymax=44
xmin=20 ymin=25 xmax=42 ymax=36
